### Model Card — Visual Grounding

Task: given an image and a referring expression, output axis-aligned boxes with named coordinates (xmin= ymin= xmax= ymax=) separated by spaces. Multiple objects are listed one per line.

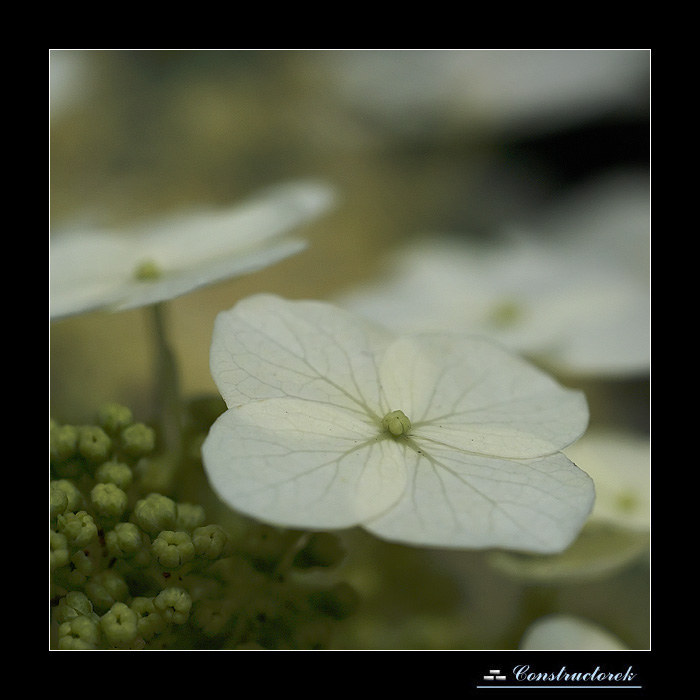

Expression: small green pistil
xmin=488 ymin=299 xmax=522 ymax=327
xmin=616 ymin=491 xmax=638 ymax=513
xmin=134 ymin=259 xmax=162 ymax=281
xmin=381 ymin=410 xmax=412 ymax=437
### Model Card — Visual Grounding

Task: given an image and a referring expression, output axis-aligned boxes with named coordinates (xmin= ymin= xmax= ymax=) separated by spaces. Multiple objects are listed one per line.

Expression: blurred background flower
xmin=49 ymin=49 xmax=649 ymax=650
xmin=519 ymin=613 xmax=628 ymax=650
xmin=337 ymin=170 xmax=649 ymax=379
xmin=50 ymin=179 xmax=335 ymax=319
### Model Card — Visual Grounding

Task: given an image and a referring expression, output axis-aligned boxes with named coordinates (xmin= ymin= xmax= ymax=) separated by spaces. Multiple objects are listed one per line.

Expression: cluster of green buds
xmin=51 ymin=401 xmax=359 ymax=650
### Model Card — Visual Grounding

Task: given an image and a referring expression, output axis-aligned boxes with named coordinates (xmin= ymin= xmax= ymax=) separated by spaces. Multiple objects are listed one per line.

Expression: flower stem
xmin=149 ymin=302 xmax=184 ymax=462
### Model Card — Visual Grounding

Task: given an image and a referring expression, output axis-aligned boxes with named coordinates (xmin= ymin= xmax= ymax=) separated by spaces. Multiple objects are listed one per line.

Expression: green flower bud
xmin=176 ymin=502 xmax=206 ymax=532
xmin=293 ymin=532 xmax=346 ymax=569
xmin=105 ymin=522 xmax=144 ymax=559
xmin=131 ymin=597 xmax=166 ymax=641
xmin=50 ymin=422 xmax=79 ymax=462
xmin=120 ymin=422 xmax=156 ymax=458
xmin=52 ymin=547 xmax=94 ymax=589
xmin=132 ymin=493 xmax=178 ymax=535
xmin=54 ymin=591 xmax=96 ymax=624
xmin=69 ymin=548 xmax=96 ymax=579
xmin=50 ymin=479 xmax=84 ymax=519
xmin=100 ymin=602 xmax=139 ymax=648
xmin=56 ymin=510 xmax=98 ymax=548
xmin=85 ymin=570 xmax=129 ymax=615
xmin=50 ymin=530 xmax=70 ymax=570
xmin=381 ymin=409 xmax=412 ymax=437
xmin=97 ymin=402 xmax=133 ymax=435
xmin=154 ymin=587 xmax=191 ymax=625
xmin=192 ymin=524 xmax=230 ymax=560
xmin=58 ymin=615 xmax=100 ymax=650
xmin=78 ymin=425 xmax=112 ymax=463
xmin=152 ymin=530 xmax=195 ymax=569
xmin=90 ymin=482 xmax=128 ymax=522
xmin=94 ymin=461 xmax=133 ymax=491
xmin=134 ymin=259 xmax=161 ymax=281
xmin=308 ymin=582 xmax=360 ymax=620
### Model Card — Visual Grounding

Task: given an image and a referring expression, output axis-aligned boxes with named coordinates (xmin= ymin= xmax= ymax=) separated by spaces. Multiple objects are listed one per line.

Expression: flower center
xmin=488 ymin=298 xmax=523 ymax=327
xmin=615 ymin=491 xmax=639 ymax=513
xmin=381 ymin=410 xmax=412 ymax=437
xmin=134 ymin=259 xmax=162 ymax=282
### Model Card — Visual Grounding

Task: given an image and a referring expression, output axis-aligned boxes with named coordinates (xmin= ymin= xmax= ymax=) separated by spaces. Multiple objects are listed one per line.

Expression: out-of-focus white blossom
xmin=565 ymin=429 xmax=649 ymax=533
xmin=50 ymin=180 xmax=335 ymax=320
xmin=339 ymin=173 xmax=649 ymax=378
xmin=316 ymin=50 xmax=648 ymax=139
xmin=520 ymin=613 xmax=629 ymax=650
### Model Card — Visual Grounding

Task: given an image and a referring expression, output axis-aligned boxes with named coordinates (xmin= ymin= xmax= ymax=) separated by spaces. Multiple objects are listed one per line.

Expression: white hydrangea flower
xmin=50 ymin=180 xmax=335 ymax=321
xmin=519 ymin=614 xmax=628 ymax=650
xmin=202 ymin=294 xmax=594 ymax=553
xmin=339 ymin=173 xmax=649 ymax=378
xmin=316 ymin=50 xmax=648 ymax=139
xmin=564 ymin=429 xmax=649 ymax=532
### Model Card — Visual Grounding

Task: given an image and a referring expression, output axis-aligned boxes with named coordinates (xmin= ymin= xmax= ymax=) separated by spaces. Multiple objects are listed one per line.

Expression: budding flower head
xmin=50 ymin=422 xmax=79 ymax=462
xmin=120 ymin=422 xmax=156 ymax=458
xmin=133 ymin=493 xmax=177 ymax=535
xmin=97 ymin=402 xmax=134 ymax=435
xmin=100 ymin=602 xmax=139 ymax=648
xmin=151 ymin=530 xmax=195 ymax=570
xmin=90 ymin=483 xmax=128 ymax=523
xmin=58 ymin=616 xmax=100 ymax=650
xmin=94 ymin=461 xmax=133 ymax=491
xmin=51 ymin=479 xmax=84 ymax=518
xmin=381 ymin=409 xmax=412 ymax=437
xmin=154 ymin=587 xmax=192 ymax=625
xmin=78 ymin=426 xmax=112 ymax=463
xmin=53 ymin=591 xmax=96 ymax=624
xmin=105 ymin=522 xmax=144 ymax=559
xmin=56 ymin=510 xmax=98 ymax=548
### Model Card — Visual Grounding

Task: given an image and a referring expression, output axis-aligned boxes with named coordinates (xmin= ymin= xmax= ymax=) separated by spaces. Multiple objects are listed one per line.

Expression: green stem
xmin=273 ymin=531 xmax=312 ymax=581
xmin=149 ymin=302 xmax=184 ymax=461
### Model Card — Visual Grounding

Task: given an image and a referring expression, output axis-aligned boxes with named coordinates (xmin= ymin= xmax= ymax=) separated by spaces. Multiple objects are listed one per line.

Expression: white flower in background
xmin=49 ymin=180 xmax=335 ymax=321
xmin=316 ymin=49 xmax=648 ymax=139
xmin=519 ymin=614 xmax=628 ymax=650
xmin=487 ymin=428 xmax=649 ymax=582
xmin=564 ymin=429 xmax=649 ymax=533
xmin=339 ymin=173 xmax=649 ymax=378
xmin=202 ymin=294 xmax=594 ymax=553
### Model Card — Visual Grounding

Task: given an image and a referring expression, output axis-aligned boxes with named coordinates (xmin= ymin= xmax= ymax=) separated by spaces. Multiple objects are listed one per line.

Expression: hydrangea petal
xmin=363 ymin=447 xmax=593 ymax=552
xmin=202 ymin=397 xmax=407 ymax=529
xmin=520 ymin=614 xmax=628 ymax=650
xmin=380 ymin=335 xmax=588 ymax=459
xmin=115 ymin=238 xmax=307 ymax=312
xmin=50 ymin=180 xmax=335 ymax=320
xmin=49 ymin=231 xmax=133 ymax=319
xmin=210 ymin=294 xmax=392 ymax=415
